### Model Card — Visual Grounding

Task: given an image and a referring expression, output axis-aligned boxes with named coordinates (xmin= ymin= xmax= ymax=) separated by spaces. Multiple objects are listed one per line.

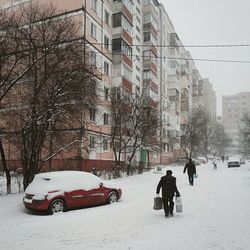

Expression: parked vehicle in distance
xmin=227 ymin=156 xmax=241 ymax=168
xmin=197 ymin=156 xmax=207 ymax=164
xmin=23 ymin=171 xmax=122 ymax=215
xmin=152 ymin=165 xmax=164 ymax=174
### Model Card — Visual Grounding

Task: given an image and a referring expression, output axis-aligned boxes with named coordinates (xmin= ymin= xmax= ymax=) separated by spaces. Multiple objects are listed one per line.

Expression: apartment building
xmin=0 ymin=0 xmax=216 ymax=169
xmin=200 ymin=78 xmax=217 ymax=121
xmin=192 ymin=68 xmax=204 ymax=109
xmin=222 ymin=92 xmax=250 ymax=154
xmin=0 ymin=0 xmax=115 ymax=170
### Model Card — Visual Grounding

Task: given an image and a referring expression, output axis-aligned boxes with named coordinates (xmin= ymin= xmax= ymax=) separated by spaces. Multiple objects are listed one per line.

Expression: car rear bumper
xmin=228 ymin=164 xmax=240 ymax=167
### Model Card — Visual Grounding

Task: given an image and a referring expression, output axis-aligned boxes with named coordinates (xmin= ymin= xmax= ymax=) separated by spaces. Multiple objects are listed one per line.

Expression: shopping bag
xmin=153 ymin=197 xmax=163 ymax=210
xmin=175 ymin=196 xmax=183 ymax=213
xmin=193 ymin=174 xmax=198 ymax=178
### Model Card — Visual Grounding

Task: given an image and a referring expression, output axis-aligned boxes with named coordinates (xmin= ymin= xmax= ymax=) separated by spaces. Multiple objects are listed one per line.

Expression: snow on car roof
xmin=25 ymin=171 xmax=102 ymax=194
xmin=228 ymin=156 xmax=240 ymax=161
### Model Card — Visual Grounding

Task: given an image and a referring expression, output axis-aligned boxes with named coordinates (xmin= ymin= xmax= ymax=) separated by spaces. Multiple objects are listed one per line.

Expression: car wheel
xmin=107 ymin=191 xmax=118 ymax=204
xmin=48 ymin=199 xmax=65 ymax=215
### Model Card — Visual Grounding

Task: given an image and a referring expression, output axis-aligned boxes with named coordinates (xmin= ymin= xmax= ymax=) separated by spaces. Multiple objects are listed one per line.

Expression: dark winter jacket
xmin=184 ymin=160 xmax=196 ymax=175
xmin=156 ymin=175 xmax=180 ymax=198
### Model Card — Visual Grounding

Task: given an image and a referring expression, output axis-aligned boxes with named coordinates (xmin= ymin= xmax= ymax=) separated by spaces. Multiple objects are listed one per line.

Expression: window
xmin=103 ymin=113 xmax=109 ymax=125
xmin=103 ymin=138 xmax=108 ymax=151
xmin=89 ymin=136 xmax=95 ymax=149
xmin=91 ymin=0 xmax=98 ymax=12
xmin=143 ymin=70 xmax=151 ymax=79
xmin=91 ymin=23 xmax=97 ymax=39
xmin=105 ymin=10 xmax=110 ymax=26
xmin=90 ymin=51 xmax=97 ymax=66
xmin=123 ymin=65 xmax=132 ymax=82
xmin=104 ymin=62 xmax=109 ymax=76
xmin=113 ymin=13 xmax=122 ymax=28
xmin=104 ymin=35 xmax=109 ymax=50
xmin=104 ymin=87 xmax=109 ymax=100
xmin=144 ymin=32 xmax=150 ymax=42
xmin=90 ymin=108 xmax=96 ymax=122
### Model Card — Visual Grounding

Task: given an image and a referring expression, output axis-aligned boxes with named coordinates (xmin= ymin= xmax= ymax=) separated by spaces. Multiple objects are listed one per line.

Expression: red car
xmin=23 ymin=171 xmax=122 ymax=214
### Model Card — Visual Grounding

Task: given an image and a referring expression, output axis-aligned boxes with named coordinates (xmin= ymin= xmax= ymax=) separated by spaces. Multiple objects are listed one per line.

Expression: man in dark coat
xmin=183 ymin=158 xmax=196 ymax=185
xmin=156 ymin=170 xmax=180 ymax=217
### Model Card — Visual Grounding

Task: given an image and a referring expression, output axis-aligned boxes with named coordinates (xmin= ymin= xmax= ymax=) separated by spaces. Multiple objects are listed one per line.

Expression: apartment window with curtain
xmin=90 ymin=51 xmax=97 ymax=66
xmin=103 ymin=113 xmax=109 ymax=125
xmin=143 ymin=31 xmax=150 ymax=42
xmin=104 ymin=87 xmax=109 ymax=100
xmin=91 ymin=22 xmax=97 ymax=39
xmin=104 ymin=35 xmax=110 ymax=50
xmin=104 ymin=62 xmax=109 ymax=76
xmin=89 ymin=108 xmax=96 ymax=122
xmin=105 ymin=10 xmax=110 ymax=26
xmin=89 ymin=136 xmax=96 ymax=149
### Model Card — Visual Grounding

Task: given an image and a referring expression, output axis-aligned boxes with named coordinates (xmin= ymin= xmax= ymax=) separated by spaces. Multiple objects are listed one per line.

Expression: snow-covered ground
xmin=0 ymin=162 xmax=250 ymax=250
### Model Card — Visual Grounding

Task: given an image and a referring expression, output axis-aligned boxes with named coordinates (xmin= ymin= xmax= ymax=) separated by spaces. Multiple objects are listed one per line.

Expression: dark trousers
xmin=162 ymin=196 xmax=174 ymax=215
xmin=188 ymin=174 xmax=194 ymax=185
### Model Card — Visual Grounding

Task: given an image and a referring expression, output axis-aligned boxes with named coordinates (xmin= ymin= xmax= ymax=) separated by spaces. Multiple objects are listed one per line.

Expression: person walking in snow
xmin=156 ymin=170 xmax=180 ymax=217
xmin=212 ymin=157 xmax=217 ymax=170
xmin=183 ymin=158 xmax=196 ymax=186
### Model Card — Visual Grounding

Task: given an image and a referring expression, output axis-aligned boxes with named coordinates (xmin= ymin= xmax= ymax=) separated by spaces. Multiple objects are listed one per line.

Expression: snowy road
xmin=0 ymin=162 xmax=250 ymax=250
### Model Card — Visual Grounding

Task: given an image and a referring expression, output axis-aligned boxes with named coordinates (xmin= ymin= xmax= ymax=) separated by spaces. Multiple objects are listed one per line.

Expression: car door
xmin=66 ymin=189 xmax=90 ymax=208
xmin=87 ymin=186 xmax=107 ymax=205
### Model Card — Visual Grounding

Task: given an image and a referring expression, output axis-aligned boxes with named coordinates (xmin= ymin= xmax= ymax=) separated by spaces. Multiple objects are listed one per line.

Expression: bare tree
xmin=240 ymin=112 xmax=250 ymax=156
xmin=110 ymin=88 xmax=160 ymax=175
xmin=1 ymin=3 xmax=98 ymax=189
xmin=199 ymin=112 xmax=216 ymax=160
xmin=213 ymin=123 xmax=231 ymax=157
xmin=180 ymin=107 xmax=205 ymax=158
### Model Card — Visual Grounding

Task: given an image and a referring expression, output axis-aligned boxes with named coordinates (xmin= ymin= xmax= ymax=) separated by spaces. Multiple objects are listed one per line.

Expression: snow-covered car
xmin=227 ymin=157 xmax=240 ymax=168
xmin=152 ymin=166 xmax=164 ymax=174
xmin=23 ymin=171 xmax=122 ymax=214
xmin=197 ymin=156 xmax=207 ymax=164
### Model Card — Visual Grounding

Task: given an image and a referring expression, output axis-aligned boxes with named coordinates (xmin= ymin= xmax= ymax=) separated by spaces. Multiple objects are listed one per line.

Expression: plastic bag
xmin=153 ymin=197 xmax=163 ymax=210
xmin=175 ymin=196 xmax=183 ymax=213
xmin=193 ymin=174 xmax=198 ymax=178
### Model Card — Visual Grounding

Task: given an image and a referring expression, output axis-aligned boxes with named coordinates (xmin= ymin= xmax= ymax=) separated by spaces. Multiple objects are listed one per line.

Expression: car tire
xmin=48 ymin=199 xmax=66 ymax=215
xmin=107 ymin=191 xmax=118 ymax=204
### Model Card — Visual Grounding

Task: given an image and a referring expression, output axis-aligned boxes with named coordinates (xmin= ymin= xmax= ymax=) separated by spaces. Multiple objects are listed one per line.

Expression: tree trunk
xmin=0 ymin=138 xmax=11 ymax=194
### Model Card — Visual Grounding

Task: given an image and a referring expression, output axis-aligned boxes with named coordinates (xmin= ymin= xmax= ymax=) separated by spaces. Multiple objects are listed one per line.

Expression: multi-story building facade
xmin=192 ymin=68 xmax=204 ymax=109
xmin=222 ymin=92 xmax=250 ymax=154
xmin=0 ymin=0 xmax=217 ymax=170
xmin=200 ymin=78 xmax=217 ymax=121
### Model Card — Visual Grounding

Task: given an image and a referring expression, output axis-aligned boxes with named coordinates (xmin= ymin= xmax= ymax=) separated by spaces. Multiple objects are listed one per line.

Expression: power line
xmin=89 ymin=41 xmax=250 ymax=48
xmin=90 ymin=50 xmax=250 ymax=64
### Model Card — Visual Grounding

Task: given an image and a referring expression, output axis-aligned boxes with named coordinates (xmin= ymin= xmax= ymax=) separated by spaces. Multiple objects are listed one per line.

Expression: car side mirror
xmin=99 ymin=182 xmax=103 ymax=187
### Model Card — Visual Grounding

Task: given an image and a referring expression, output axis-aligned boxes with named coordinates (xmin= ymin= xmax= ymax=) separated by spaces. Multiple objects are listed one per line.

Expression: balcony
xmin=181 ymin=100 xmax=189 ymax=112
xmin=122 ymin=77 xmax=132 ymax=93
xmin=167 ymin=130 xmax=180 ymax=144
xmin=181 ymin=88 xmax=189 ymax=100
xmin=113 ymin=27 xmax=133 ymax=45
xmin=143 ymin=60 xmax=158 ymax=75
xmin=169 ymin=33 xmax=180 ymax=47
xmin=113 ymin=52 xmax=133 ymax=69
xmin=143 ymin=79 xmax=158 ymax=94
xmin=113 ymin=1 xmax=133 ymax=24
xmin=168 ymin=88 xmax=179 ymax=102
xmin=181 ymin=65 xmax=189 ymax=77
xmin=143 ymin=23 xmax=158 ymax=38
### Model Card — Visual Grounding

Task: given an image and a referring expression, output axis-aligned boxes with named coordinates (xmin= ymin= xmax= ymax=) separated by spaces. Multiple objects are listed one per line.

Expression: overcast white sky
xmin=162 ymin=0 xmax=250 ymax=115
